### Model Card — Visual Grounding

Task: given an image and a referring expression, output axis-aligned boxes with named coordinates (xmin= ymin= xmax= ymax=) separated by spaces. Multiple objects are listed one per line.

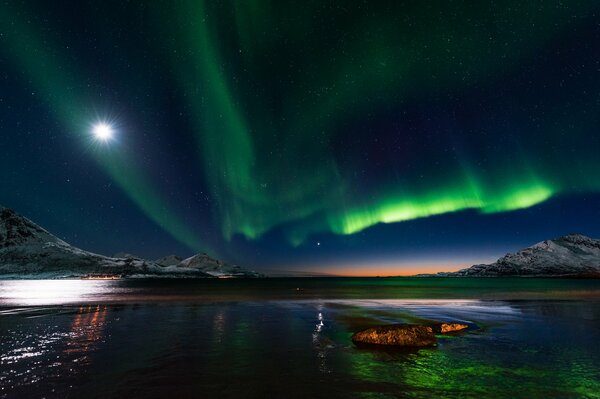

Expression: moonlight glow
xmin=93 ymin=123 xmax=113 ymax=141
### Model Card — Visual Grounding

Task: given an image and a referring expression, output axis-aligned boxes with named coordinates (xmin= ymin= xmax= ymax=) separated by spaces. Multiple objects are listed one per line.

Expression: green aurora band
xmin=162 ymin=1 xmax=600 ymax=245
xmin=2 ymin=1 xmax=600 ymax=251
xmin=0 ymin=4 xmax=209 ymax=253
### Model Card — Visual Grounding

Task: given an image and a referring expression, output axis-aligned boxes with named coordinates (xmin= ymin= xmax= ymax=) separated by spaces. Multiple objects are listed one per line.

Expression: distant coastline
xmin=0 ymin=207 xmax=260 ymax=279
xmin=2 ymin=206 xmax=599 ymax=279
xmin=412 ymin=234 xmax=600 ymax=278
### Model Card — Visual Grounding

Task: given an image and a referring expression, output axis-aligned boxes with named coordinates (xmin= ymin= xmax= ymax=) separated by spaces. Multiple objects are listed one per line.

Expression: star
xmin=93 ymin=123 xmax=113 ymax=141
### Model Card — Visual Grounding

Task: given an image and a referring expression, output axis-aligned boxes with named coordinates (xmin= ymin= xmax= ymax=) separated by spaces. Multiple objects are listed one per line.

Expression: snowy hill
xmin=0 ymin=207 xmax=260 ymax=279
xmin=179 ymin=253 xmax=262 ymax=278
xmin=450 ymin=234 xmax=600 ymax=276
xmin=153 ymin=253 xmax=262 ymax=277
xmin=155 ymin=255 xmax=183 ymax=267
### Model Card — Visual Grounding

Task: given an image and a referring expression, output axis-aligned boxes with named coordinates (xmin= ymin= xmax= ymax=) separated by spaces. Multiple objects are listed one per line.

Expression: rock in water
xmin=431 ymin=323 xmax=469 ymax=333
xmin=351 ymin=324 xmax=437 ymax=347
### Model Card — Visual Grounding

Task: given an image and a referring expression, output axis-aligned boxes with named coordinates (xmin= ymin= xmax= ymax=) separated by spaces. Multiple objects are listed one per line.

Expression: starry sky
xmin=1 ymin=1 xmax=599 ymax=275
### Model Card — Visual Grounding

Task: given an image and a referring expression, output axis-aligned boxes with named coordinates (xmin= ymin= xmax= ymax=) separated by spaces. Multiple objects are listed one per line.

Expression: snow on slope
xmin=453 ymin=234 xmax=600 ymax=276
xmin=179 ymin=253 xmax=262 ymax=277
xmin=155 ymin=255 xmax=183 ymax=267
xmin=0 ymin=207 xmax=259 ymax=278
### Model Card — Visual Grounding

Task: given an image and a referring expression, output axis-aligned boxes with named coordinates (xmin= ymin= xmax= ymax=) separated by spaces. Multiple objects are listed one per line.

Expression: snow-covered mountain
xmin=179 ymin=253 xmax=262 ymax=278
xmin=449 ymin=234 xmax=600 ymax=276
xmin=154 ymin=253 xmax=262 ymax=277
xmin=155 ymin=255 xmax=183 ymax=267
xmin=0 ymin=207 xmax=260 ymax=279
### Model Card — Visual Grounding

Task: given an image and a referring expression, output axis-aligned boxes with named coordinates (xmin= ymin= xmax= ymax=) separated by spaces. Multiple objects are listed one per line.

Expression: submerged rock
xmin=431 ymin=322 xmax=469 ymax=334
xmin=351 ymin=324 xmax=437 ymax=347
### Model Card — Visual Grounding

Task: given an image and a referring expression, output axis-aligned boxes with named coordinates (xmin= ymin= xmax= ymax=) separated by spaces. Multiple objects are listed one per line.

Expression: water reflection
xmin=0 ymin=280 xmax=117 ymax=306
xmin=0 ymin=305 xmax=110 ymax=397
xmin=312 ymin=306 xmax=332 ymax=375
xmin=212 ymin=309 xmax=226 ymax=344
xmin=65 ymin=306 xmax=109 ymax=360
xmin=1 ymin=289 xmax=599 ymax=398
xmin=1 ymin=278 xmax=598 ymax=306
xmin=316 ymin=312 xmax=324 ymax=332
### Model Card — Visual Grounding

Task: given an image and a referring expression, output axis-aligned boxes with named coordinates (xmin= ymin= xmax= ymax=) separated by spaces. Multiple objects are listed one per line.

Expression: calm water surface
xmin=0 ymin=278 xmax=599 ymax=398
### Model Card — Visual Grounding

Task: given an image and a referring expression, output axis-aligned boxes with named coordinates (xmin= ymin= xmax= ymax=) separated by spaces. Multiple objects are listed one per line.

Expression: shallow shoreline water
xmin=1 ymin=278 xmax=599 ymax=398
xmin=1 ymin=277 xmax=599 ymax=306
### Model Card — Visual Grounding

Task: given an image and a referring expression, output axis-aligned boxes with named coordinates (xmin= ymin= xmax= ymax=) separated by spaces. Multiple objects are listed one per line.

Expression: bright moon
xmin=93 ymin=123 xmax=113 ymax=141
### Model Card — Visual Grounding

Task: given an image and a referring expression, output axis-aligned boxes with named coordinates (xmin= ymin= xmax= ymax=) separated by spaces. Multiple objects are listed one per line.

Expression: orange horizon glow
xmin=322 ymin=266 xmax=461 ymax=277
xmin=289 ymin=258 xmax=494 ymax=277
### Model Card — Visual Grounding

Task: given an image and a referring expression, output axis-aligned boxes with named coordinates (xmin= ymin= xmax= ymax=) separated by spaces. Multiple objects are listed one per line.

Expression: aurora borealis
xmin=1 ymin=1 xmax=599 ymax=274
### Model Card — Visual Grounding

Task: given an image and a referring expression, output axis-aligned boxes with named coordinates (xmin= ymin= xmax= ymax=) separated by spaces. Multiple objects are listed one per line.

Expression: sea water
xmin=0 ymin=278 xmax=599 ymax=398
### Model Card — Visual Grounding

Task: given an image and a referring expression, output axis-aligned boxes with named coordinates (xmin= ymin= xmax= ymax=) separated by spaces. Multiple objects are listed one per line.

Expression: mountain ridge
xmin=0 ymin=207 xmax=260 ymax=279
xmin=425 ymin=234 xmax=600 ymax=277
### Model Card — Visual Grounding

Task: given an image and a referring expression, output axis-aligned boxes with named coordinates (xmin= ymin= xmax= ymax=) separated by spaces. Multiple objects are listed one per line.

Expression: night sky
xmin=1 ymin=1 xmax=599 ymax=275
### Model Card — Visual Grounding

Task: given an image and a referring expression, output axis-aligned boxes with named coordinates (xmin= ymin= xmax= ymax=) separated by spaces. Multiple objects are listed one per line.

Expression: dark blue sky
xmin=1 ymin=1 xmax=599 ymax=274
